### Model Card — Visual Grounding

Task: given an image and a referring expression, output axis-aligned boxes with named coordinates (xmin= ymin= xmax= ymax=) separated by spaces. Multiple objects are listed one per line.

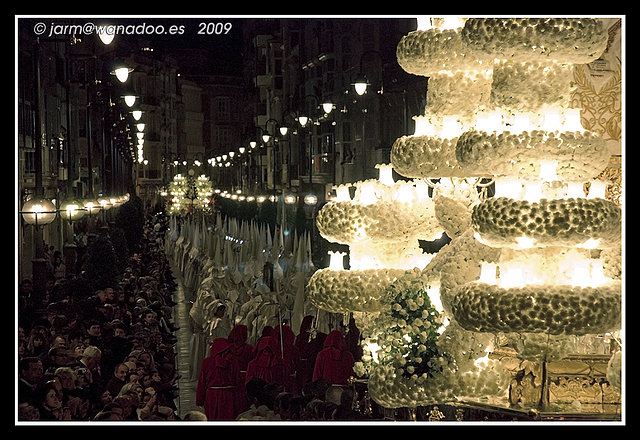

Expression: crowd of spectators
xmin=18 ymin=213 xmax=184 ymax=422
xmin=18 ymin=209 xmax=374 ymax=423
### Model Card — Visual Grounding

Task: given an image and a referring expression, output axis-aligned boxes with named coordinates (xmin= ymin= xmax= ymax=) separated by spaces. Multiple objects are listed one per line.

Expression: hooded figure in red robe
xmin=294 ymin=316 xmax=319 ymax=391
xmin=245 ymin=335 xmax=279 ymax=385
xmin=270 ymin=325 xmax=299 ymax=393
xmin=196 ymin=338 xmax=241 ymax=420
xmin=312 ymin=330 xmax=355 ymax=388
xmin=227 ymin=325 xmax=253 ymax=413
xmin=228 ymin=325 xmax=253 ymax=376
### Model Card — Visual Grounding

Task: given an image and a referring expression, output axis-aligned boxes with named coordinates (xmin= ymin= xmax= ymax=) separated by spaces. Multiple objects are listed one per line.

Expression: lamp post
xmin=20 ymin=196 xmax=57 ymax=310
xmin=58 ymin=197 xmax=86 ymax=277
xmin=19 ymin=37 xmax=58 ymax=311
xmin=298 ymin=94 xmax=334 ymax=195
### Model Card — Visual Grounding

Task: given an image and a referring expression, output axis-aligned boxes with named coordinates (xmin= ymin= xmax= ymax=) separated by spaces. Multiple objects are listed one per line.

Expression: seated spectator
xmin=34 ymin=380 xmax=70 ymax=421
xmin=105 ymin=362 xmax=129 ymax=397
xmin=236 ymin=379 xmax=282 ymax=421
xmin=182 ymin=410 xmax=207 ymax=421
xmin=19 ymin=357 xmax=44 ymax=406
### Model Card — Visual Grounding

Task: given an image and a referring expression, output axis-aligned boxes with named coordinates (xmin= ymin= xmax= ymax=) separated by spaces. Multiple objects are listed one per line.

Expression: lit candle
xmin=570 ymin=260 xmax=591 ymax=287
xmin=413 ymin=116 xmax=436 ymax=137
xmin=328 ymin=251 xmax=346 ymax=271
xmin=511 ymin=114 xmax=531 ymax=133
xmin=590 ymin=260 xmax=608 ymax=286
xmin=377 ymin=164 xmax=394 ymax=186
xmin=563 ymin=108 xmax=584 ymax=132
xmin=542 ymin=110 xmax=563 ymax=132
xmin=588 ymin=180 xmax=606 ymax=199
xmin=441 ymin=116 xmax=463 ymax=138
xmin=355 ymin=181 xmax=378 ymax=205
xmin=335 ymin=185 xmax=351 ymax=202
xmin=539 ymin=160 xmax=558 ymax=182
xmin=499 ymin=264 xmax=524 ymax=288
xmin=523 ymin=181 xmax=543 ymax=202
xmin=478 ymin=262 xmax=497 ymax=284
xmin=494 ymin=178 xmax=523 ymax=199
xmin=566 ymin=182 xmax=585 ymax=198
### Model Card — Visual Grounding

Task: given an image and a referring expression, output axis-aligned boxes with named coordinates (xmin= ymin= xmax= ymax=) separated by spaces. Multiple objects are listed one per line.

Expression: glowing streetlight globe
xmin=83 ymin=199 xmax=102 ymax=216
xmin=304 ymin=194 xmax=318 ymax=206
xmin=98 ymin=197 xmax=112 ymax=210
xmin=112 ymin=66 xmax=131 ymax=83
xmin=21 ymin=197 xmax=57 ymax=226
xmin=59 ymin=198 xmax=86 ymax=222
xmin=124 ymin=95 xmax=136 ymax=107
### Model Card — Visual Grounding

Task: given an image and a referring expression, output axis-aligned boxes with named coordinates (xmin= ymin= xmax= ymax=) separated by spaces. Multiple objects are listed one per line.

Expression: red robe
xmin=294 ymin=316 xmax=319 ymax=391
xmin=196 ymin=338 xmax=241 ymax=420
xmin=312 ymin=330 xmax=355 ymax=388
xmin=227 ymin=325 xmax=253 ymax=413
xmin=245 ymin=336 xmax=279 ymax=385
xmin=270 ymin=325 xmax=299 ymax=393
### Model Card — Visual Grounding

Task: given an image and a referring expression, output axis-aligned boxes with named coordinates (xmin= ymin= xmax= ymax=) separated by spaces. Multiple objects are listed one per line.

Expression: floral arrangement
xmin=307 ymin=267 xmax=413 ymax=313
xmin=432 ymin=178 xmax=480 ymax=239
xmin=490 ymin=60 xmax=576 ymax=113
xmin=456 ymin=129 xmax=610 ymax=180
xmin=460 ymin=18 xmax=608 ymax=64
xmin=424 ymin=70 xmax=493 ymax=122
xmin=391 ymin=132 xmax=467 ymax=179
xmin=451 ymin=282 xmax=622 ymax=336
xmin=472 ymin=197 xmax=622 ymax=248
xmin=315 ymin=178 xmax=441 ymax=245
xmin=359 ymin=276 xmax=511 ymax=408
xmin=166 ymin=173 xmax=214 ymax=217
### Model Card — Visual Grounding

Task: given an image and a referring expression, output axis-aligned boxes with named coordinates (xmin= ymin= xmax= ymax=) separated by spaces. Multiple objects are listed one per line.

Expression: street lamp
xmin=58 ymin=198 xmax=86 ymax=223
xmin=20 ymin=196 xmax=57 ymax=311
xmin=111 ymin=62 xmax=133 ymax=83
xmin=20 ymin=197 xmax=57 ymax=227
xmin=353 ymin=74 xmax=369 ymax=96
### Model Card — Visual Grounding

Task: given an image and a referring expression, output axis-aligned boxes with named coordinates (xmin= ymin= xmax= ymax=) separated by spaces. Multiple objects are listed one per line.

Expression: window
xmin=215 ymin=97 xmax=231 ymax=120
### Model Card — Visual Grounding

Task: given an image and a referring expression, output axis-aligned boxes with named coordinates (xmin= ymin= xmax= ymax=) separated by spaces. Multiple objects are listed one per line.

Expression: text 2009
xmin=197 ymin=22 xmax=233 ymax=35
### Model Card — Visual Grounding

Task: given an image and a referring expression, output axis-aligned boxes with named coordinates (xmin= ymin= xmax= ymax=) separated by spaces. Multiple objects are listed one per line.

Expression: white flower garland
xmin=472 ymin=197 xmax=622 ymax=248
xmin=455 ymin=129 xmax=610 ymax=181
xmin=451 ymin=282 xmax=622 ymax=336
xmin=461 ymin=18 xmax=608 ymax=64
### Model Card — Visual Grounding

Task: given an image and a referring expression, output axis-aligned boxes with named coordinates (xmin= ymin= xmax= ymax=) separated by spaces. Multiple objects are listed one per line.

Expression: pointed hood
xmin=323 ymin=330 xmax=347 ymax=361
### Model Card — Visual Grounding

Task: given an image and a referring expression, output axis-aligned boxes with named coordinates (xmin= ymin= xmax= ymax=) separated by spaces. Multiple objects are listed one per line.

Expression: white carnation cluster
xmin=432 ymin=178 xmax=480 ymax=238
xmin=460 ymin=18 xmax=608 ymax=64
xmin=472 ymin=197 xmax=622 ymax=248
xmin=451 ymin=282 xmax=622 ymax=336
xmin=307 ymin=268 xmax=413 ymax=313
xmin=315 ymin=178 xmax=441 ymax=245
xmin=396 ymin=26 xmax=493 ymax=76
xmin=391 ymin=133 xmax=466 ymax=179
xmin=425 ymin=69 xmax=493 ymax=121
xmin=456 ymin=129 xmax=610 ymax=180
xmin=490 ymin=60 xmax=575 ymax=113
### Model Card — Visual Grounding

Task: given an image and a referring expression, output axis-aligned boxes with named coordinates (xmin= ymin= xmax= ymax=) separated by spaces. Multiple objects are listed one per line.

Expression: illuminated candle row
xmin=479 ymin=260 xmax=609 ymax=288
